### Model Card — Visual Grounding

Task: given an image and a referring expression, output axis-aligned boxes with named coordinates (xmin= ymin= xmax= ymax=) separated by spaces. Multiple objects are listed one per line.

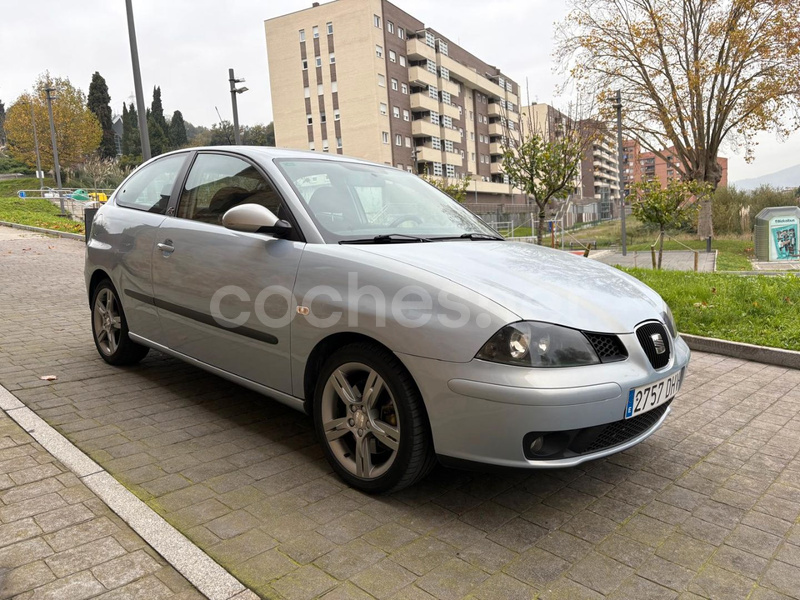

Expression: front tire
xmin=91 ymin=280 xmax=149 ymax=366
xmin=313 ymin=342 xmax=435 ymax=493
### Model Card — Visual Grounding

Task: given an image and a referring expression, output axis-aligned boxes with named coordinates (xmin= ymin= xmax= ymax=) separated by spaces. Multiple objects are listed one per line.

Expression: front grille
xmin=584 ymin=332 xmax=628 ymax=363
xmin=636 ymin=321 xmax=671 ymax=369
xmin=585 ymin=401 xmax=671 ymax=453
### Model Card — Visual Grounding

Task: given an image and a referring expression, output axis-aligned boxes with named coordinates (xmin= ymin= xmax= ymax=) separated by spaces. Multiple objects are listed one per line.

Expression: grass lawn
xmin=627 ymin=238 xmax=754 ymax=271
xmin=622 ymin=268 xmax=800 ymax=351
xmin=0 ymin=196 xmax=85 ymax=235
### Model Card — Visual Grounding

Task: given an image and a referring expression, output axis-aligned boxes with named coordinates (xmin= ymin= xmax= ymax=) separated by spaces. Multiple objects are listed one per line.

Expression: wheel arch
xmin=88 ymin=268 xmax=112 ymax=305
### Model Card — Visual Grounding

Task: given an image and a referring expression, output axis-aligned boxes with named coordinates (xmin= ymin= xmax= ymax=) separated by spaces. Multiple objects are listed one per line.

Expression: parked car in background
xmin=85 ymin=147 xmax=689 ymax=493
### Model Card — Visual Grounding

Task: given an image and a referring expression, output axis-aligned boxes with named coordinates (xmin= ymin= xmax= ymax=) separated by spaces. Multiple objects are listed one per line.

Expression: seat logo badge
xmin=651 ymin=333 xmax=666 ymax=355
xmin=296 ymin=306 xmax=310 ymax=316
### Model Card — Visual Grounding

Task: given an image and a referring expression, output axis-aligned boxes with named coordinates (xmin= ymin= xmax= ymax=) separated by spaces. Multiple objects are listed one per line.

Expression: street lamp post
xmin=44 ymin=87 xmax=65 ymax=216
xmin=28 ymin=100 xmax=44 ymax=190
xmin=228 ymin=68 xmax=248 ymax=145
xmin=125 ymin=0 xmax=151 ymax=161
xmin=613 ymin=89 xmax=627 ymax=256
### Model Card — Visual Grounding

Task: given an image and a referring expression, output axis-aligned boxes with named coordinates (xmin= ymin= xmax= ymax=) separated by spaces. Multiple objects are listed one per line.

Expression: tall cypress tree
xmin=121 ymin=102 xmax=140 ymax=157
xmin=87 ymin=72 xmax=116 ymax=159
xmin=148 ymin=87 xmax=170 ymax=155
xmin=0 ymin=99 xmax=6 ymax=146
xmin=169 ymin=110 xmax=187 ymax=148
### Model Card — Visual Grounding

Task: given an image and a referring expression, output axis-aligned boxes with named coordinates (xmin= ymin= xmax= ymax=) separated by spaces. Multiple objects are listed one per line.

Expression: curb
xmin=0 ymin=383 xmax=252 ymax=600
xmin=0 ymin=220 xmax=85 ymax=241
xmin=681 ymin=333 xmax=800 ymax=370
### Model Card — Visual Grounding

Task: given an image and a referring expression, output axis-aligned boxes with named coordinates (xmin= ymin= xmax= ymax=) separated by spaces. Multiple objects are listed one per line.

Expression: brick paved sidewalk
xmin=0 ymin=408 xmax=203 ymax=599
xmin=4 ymin=228 xmax=800 ymax=599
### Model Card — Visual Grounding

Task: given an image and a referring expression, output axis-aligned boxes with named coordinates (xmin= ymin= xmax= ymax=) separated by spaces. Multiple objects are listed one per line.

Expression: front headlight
xmin=476 ymin=322 xmax=600 ymax=367
xmin=662 ymin=304 xmax=677 ymax=338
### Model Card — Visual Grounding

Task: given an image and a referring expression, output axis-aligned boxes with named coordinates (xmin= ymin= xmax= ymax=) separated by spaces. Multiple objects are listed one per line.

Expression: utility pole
xmin=125 ymin=0 xmax=151 ymax=160
xmin=228 ymin=68 xmax=248 ymax=145
xmin=28 ymin=100 xmax=43 ymax=190
xmin=614 ymin=89 xmax=627 ymax=256
xmin=44 ymin=87 xmax=66 ymax=216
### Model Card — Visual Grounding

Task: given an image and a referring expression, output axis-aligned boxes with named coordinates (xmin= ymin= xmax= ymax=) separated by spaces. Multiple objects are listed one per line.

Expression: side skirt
xmin=128 ymin=333 xmax=307 ymax=413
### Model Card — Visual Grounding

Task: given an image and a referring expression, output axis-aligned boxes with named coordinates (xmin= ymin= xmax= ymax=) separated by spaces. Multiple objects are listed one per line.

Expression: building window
xmin=317 ymin=84 xmax=324 ymax=95
xmin=382 ymin=131 xmax=389 ymax=144
xmin=331 ymin=81 xmax=338 ymax=92
xmin=441 ymin=90 xmax=451 ymax=105
xmin=376 ymin=45 xmax=383 ymax=58
xmin=471 ymin=152 xmax=475 ymax=161
xmin=406 ymin=165 xmax=412 ymax=172
xmin=393 ymin=106 xmax=400 ymax=118
xmin=329 ymin=53 xmax=335 ymax=64
xmin=312 ymin=26 xmax=319 ymax=38
xmin=403 ymin=109 xmax=410 ymax=121
xmin=425 ymin=31 xmax=435 ymax=48
xmin=379 ymin=102 xmax=387 ymax=115
xmin=320 ymin=112 xmax=327 ymax=123
xmin=470 ymin=132 xmax=474 ymax=141
xmin=302 ymin=59 xmax=308 ymax=70
xmin=322 ymin=139 xmax=329 ymax=151
xmin=398 ymin=28 xmax=405 ymax=39
xmin=304 ymin=86 xmax=310 ymax=98
xmin=377 ymin=73 xmax=385 ymax=87
xmin=299 ymin=29 xmax=305 ymax=42
xmin=391 ymin=78 xmax=398 ymax=91
xmin=374 ymin=14 xmax=381 ymax=28
xmin=440 ymin=66 xmax=450 ymax=81
xmin=309 ymin=142 xmax=315 ymax=150
xmin=401 ymin=83 xmax=408 ymax=94
xmin=442 ymin=115 xmax=453 ymax=128
xmin=427 ymin=59 xmax=437 ymax=74
xmin=459 ymin=127 xmax=463 ymax=138
xmin=387 ymin=21 xmax=394 ymax=33
xmin=431 ymin=136 xmax=441 ymax=150
xmin=326 ymin=22 xmax=333 ymax=35
xmin=395 ymin=134 xmax=402 ymax=146
xmin=430 ymin=111 xmax=440 ymax=125
xmin=428 ymin=85 xmax=438 ymax=100
xmin=446 ymin=164 xmax=455 ymax=177
xmin=315 ymin=56 xmax=322 ymax=67
xmin=306 ymin=114 xmax=313 ymax=125
xmin=469 ymin=110 xmax=473 ymax=119
xmin=399 ymin=55 xmax=406 ymax=67
xmin=433 ymin=162 xmax=443 ymax=176
xmin=334 ymin=109 xmax=340 ymax=121
xmin=337 ymin=137 xmax=343 ymax=148
xmin=444 ymin=140 xmax=454 ymax=153
xmin=439 ymin=40 xmax=449 ymax=56
xmin=389 ymin=50 xmax=396 ymax=63
xmin=405 ymin=136 xmax=411 ymax=147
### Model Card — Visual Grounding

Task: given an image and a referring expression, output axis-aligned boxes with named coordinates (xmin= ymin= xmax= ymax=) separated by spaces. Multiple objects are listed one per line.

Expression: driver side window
xmin=177 ymin=153 xmax=285 ymax=225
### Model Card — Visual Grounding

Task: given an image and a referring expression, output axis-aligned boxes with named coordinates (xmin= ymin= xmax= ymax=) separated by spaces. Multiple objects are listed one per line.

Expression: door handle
xmin=157 ymin=240 xmax=174 ymax=253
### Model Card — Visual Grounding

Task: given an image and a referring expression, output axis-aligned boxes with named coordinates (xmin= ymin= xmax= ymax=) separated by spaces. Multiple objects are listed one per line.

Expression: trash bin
xmin=84 ymin=204 xmax=100 ymax=243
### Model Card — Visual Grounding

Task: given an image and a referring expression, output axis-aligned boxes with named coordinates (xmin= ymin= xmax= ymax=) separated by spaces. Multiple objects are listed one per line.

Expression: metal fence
xmin=15 ymin=188 xmax=115 ymax=221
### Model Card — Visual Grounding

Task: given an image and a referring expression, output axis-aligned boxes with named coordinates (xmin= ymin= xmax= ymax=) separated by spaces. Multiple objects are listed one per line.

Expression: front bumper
xmin=398 ymin=333 xmax=690 ymax=469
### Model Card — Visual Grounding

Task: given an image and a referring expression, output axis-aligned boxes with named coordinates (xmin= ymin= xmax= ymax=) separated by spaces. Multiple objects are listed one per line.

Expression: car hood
xmin=354 ymin=241 xmax=664 ymax=333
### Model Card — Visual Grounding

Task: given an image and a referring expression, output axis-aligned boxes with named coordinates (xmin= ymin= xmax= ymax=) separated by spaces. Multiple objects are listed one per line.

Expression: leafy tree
xmin=557 ymin=0 xmax=800 ymax=239
xmin=121 ymin=102 xmax=141 ymax=159
xmin=146 ymin=110 xmax=170 ymax=156
xmin=150 ymin=86 xmax=168 ymax=135
xmin=630 ymin=179 xmax=711 ymax=268
xmin=168 ymin=110 xmax=187 ymax=148
xmin=183 ymin=120 xmax=209 ymax=144
xmin=501 ymin=110 xmax=595 ymax=244
xmin=87 ymin=72 xmax=116 ymax=159
xmin=242 ymin=123 xmax=274 ymax=146
xmin=208 ymin=120 xmax=235 ymax=146
xmin=420 ymin=172 xmax=472 ymax=203
xmin=5 ymin=73 xmax=102 ymax=175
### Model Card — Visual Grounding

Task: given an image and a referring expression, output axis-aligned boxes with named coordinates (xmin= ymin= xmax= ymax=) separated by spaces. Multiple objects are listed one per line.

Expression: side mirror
xmin=222 ymin=203 xmax=292 ymax=238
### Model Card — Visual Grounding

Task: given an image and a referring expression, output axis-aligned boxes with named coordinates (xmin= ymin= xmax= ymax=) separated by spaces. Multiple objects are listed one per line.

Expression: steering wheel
xmin=389 ymin=214 xmax=423 ymax=228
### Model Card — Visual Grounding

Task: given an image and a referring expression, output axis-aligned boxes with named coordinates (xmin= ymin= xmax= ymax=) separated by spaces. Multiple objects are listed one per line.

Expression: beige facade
xmin=265 ymin=0 xmax=525 ymax=203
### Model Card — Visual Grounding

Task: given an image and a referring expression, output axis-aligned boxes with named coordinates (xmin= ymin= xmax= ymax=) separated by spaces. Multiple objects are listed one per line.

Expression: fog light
xmin=529 ymin=436 xmax=544 ymax=453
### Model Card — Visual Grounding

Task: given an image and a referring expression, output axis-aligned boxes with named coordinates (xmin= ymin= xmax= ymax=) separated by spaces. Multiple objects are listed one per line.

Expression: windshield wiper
xmin=432 ymin=232 xmax=505 ymax=241
xmin=340 ymin=233 xmax=433 ymax=244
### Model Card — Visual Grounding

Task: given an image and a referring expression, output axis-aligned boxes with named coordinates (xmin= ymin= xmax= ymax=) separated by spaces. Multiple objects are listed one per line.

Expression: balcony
xmin=490 ymin=162 xmax=504 ymax=175
xmin=439 ymin=54 xmax=505 ymax=97
xmin=406 ymin=38 xmax=435 ymax=61
xmin=439 ymin=78 xmax=460 ymax=97
xmin=410 ymin=93 xmax=438 ymax=112
xmin=408 ymin=66 xmax=437 ymax=87
xmin=489 ymin=142 xmax=505 ymax=156
xmin=441 ymin=127 xmax=460 ymax=143
xmin=440 ymin=102 xmax=459 ymax=120
xmin=414 ymin=145 xmax=442 ymax=163
xmin=412 ymin=119 xmax=439 ymax=138
xmin=488 ymin=103 xmax=503 ymax=118
xmin=445 ymin=151 xmax=463 ymax=167
xmin=488 ymin=122 xmax=505 ymax=136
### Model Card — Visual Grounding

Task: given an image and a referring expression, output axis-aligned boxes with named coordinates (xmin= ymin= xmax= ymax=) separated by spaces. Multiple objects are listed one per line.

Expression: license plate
xmin=625 ymin=370 xmax=682 ymax=419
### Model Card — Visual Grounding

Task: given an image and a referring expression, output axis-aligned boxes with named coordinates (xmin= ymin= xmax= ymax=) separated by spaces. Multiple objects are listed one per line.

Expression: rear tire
xmin=313 ymin=342 xmax=436 ymax=493
xmin=91 ymin=279 xmax=149 ymax=366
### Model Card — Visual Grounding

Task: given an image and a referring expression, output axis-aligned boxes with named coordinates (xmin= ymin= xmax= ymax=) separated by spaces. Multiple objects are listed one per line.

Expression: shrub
xmin=713 ymin=185 xmax=798 ymax=234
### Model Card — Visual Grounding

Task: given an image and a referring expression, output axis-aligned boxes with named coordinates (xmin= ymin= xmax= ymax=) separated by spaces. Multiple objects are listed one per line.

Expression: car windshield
xmin=274 ymin=158 xmax=500 ymax=243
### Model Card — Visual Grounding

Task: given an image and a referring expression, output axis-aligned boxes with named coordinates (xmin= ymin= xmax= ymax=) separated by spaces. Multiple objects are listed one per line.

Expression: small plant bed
xmin=621 ymin=268 xmax=800 ymax=351
xmin=0 ymin=196 xmax=85 ymax=235
xmin=626 ymin=238 xmax=754 ymax=271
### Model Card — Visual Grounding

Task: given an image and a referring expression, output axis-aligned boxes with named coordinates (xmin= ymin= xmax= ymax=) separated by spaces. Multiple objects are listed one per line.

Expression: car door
xmin=103 ymin=153 xmax=189 ymax=343
xmin=150 ymin=152 xmax=305 ymax=394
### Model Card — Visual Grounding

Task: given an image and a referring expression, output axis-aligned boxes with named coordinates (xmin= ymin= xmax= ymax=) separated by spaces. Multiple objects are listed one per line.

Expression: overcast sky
xmin=2 ymin=0 xmax=798 ymax=182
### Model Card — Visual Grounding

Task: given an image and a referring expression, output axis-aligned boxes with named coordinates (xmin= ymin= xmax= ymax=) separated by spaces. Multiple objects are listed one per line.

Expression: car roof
xmin=160 ymin=146 xmax=390 ymax=169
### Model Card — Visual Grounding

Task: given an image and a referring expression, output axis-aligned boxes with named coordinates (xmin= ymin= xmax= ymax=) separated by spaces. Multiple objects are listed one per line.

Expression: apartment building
xmin=265 ymin=0 xmax=524 ymax=203
xmin=622 ymin=140 xmax=728 ymax=192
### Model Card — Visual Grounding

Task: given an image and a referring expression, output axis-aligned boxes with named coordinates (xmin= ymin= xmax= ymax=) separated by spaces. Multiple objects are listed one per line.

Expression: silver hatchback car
xmin=85 ymin=147 xmax=689 ymax=492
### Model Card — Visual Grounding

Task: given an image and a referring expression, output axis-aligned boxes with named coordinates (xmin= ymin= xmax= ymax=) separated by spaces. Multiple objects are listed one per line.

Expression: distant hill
xmin=732 ymin=163 xmax=800 ymax=191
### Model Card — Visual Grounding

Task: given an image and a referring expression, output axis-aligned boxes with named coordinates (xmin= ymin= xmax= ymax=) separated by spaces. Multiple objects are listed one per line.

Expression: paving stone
xmin=537 ymin=531 xmax=593 ymax=563
xmin=45 ymin=536 xmax=127 ymax=578
xmin=561 ymin=510 xmax=618 ymax=543
xmin=318 ymin=582 xmax=377 ymax=600
xmin=637 ymin=555 xmax=695 ymax=592
xmin=0 ymin=560 xmax=56 ymax=597
xmin=415 ymin=558 xmax=488 ymax=600
xmin=597 ymin=533 xmax=653 ymax=569
xmin=0 ymin=518 xmax=42 ymax=549
xmin=487 ymin=516 xmax=546 ymax=552
xmin=460 ymin=501 xmax=518 ymax=532
xmin=315 ymin=538 xmax=386 ymax=580
xmin=272 ymin=564 xmax=338 ymax=600
xmin=33 ymin=504 xmax=94 ymax=534
xmin=568 ymin=551 xmax=632 ymax=595
xmin=316 ymin=510 xmax=381 ymax=544
xmin=655 ymin=533 xmax=715 ymax=570
xmin=710 ymin=545 xmax=769 ymax=580
xmin=350 ymin=558 xmax=418 ymax=599
xmin=93 ymin=575 xmax=175 ymax=599
xmin=505 ymin=547 xmax=569 ymax=587
xmin=43 ymin=517 xmax=119 ymax=552
xmin=364 ymin=523 xmax=422 ymax=552
xmin=761 ymin=560 xmax=800 ymax=598
xmin=90 ymin=549 xmax=161 ymax=588
xmin=278 ymin=531 xmax=337 ymax=565
xmin=456 ymin=538 xmax=516 ymax=574
xmin=608 ymin=575 xmax=678 ymax=599
xmin=0 ymin=537 xmax=54 ymax=569
xmin=473 ymin=572 xmax=535 ymax=600
xmin=688 ymin=564 xmax=756 ymax=599
xmin=539 ymin=577 xmax=605 ymax=599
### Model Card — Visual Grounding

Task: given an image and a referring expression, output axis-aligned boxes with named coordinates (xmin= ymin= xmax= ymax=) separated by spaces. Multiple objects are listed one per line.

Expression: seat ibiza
xmin=85 ymin=147 xmax=689 ymax=493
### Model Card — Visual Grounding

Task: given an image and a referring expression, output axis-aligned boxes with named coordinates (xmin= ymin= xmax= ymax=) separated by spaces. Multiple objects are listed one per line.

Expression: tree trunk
xmin=537 ymin=206 xmax=547 ymax=245
xmin=658 ymin=225 xmax=665 ymax=270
